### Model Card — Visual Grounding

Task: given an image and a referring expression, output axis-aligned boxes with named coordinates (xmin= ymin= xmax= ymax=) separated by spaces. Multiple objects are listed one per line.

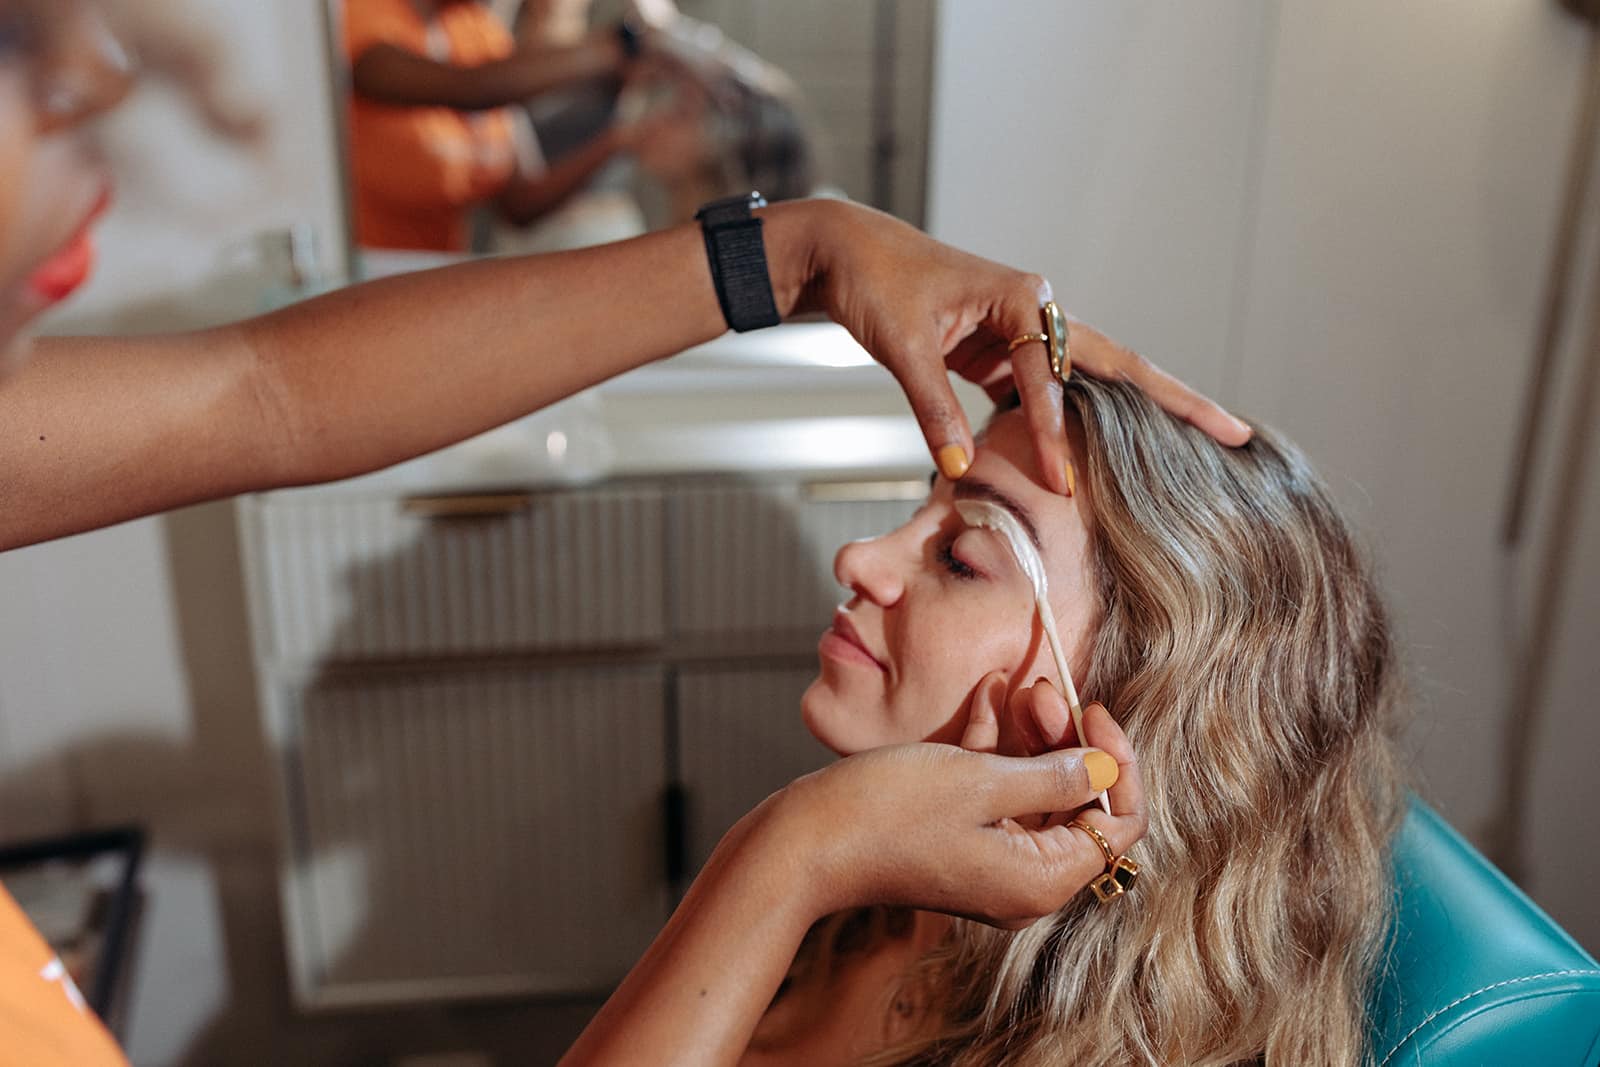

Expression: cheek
xmin=887 ymin=590 xmax=1035 ymax=736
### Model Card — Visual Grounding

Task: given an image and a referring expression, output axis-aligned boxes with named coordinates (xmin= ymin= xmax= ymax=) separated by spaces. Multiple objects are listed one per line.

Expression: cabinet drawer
xmin=287 ymin=664 xmax=668 ymax=1002
xmin=249 ymin=488 xmax=665 ymax=662
xmin=669 ymin=483 xmax=920 ymax=637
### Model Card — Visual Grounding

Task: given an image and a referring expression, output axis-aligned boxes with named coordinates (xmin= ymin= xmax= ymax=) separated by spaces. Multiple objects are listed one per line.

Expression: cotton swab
xmin=955 ymin=499 xmax=1111 ymax=814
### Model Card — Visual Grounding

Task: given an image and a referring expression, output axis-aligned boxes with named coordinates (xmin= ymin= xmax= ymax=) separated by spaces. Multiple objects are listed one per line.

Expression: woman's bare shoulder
xmin=740 ymin=911 xmax=951 ymax=1066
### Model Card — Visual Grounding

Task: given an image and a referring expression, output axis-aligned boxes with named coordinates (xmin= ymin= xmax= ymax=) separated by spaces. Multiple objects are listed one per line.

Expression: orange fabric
xmin=345 ymin=0 xmax=519 ymax=251
xmin=0 ymin=885 xmax=128 ymax=1067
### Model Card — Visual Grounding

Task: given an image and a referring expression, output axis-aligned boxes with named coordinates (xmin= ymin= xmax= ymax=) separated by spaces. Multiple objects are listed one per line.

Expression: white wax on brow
xmin=955 ymin=499 xmax=1110 ymax=813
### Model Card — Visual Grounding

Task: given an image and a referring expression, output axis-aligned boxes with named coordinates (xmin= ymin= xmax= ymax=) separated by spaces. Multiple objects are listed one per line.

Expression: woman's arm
xmin=351 ymin=30 xmax=623 ymax=113
xmin=0 ymin=199 xmax=1246 ymax=550
xmin=0 ymin=207 xmax=742 ymax=549
xmin=562 ymin=721 xmax=1146 ymax=1067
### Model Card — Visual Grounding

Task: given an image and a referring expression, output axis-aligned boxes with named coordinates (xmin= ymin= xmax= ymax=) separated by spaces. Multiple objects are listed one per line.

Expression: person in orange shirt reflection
xmin=345 ymin=0 xmax=654 ymax=252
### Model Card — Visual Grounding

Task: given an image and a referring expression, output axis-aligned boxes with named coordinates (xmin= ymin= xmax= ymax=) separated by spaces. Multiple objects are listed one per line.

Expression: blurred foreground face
xmin=0 ymin=0 xmax=130 ymax=377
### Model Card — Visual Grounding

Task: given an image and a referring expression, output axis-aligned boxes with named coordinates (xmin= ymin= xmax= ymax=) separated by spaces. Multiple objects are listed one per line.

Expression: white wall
xmin=930 ymin=0 xmax=1599 ymax=950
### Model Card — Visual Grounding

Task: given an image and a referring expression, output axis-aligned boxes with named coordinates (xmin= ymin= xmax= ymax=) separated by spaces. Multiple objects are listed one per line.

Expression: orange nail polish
xmin=1084 ymin=750 xmax=1119 ymax=792
xmin=937 ymin=444 xmax=971 ymax=480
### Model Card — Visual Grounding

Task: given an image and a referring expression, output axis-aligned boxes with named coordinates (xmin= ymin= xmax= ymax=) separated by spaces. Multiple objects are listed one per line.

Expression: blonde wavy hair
xmin=845 ymin=377 xmax=1407 ymax=1065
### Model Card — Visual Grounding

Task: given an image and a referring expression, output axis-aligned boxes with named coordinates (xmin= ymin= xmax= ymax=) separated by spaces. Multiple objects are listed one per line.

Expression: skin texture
xmin=805 ymin=409 xmax=1098 ymax=758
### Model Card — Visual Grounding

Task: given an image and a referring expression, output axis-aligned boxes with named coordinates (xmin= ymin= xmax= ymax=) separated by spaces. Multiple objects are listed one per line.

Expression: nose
xmin=833 ymin=535 xmax=904 ymax=608
xmin=34 ymin=1 xmax=135 ymax=135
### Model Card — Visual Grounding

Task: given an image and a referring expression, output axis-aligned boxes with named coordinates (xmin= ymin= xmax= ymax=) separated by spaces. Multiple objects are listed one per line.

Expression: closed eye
xmin=936 ymin=537 xmax=979 ymax=581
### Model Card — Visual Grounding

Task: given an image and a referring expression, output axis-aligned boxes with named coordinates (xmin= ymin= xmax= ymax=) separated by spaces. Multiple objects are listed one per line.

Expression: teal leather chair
xmin=1370 ymin=798 xmax=1600 ymax=1065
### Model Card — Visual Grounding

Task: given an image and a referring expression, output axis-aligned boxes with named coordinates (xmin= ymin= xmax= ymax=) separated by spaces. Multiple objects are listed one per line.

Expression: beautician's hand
xmin=770 ymin=714 xmax=1145 ymax=929
xmin=784 ymin=201 xmax=1251 ymax=494
xmin=957 ymin=671 xmax=1085 ymax=756
xmin=558 ymin=683 xmax=1141 ymax=1066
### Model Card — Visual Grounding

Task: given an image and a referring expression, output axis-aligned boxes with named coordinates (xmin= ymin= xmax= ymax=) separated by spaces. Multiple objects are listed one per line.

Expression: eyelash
xmin=936 ymin=537 xmax=979 ymax=581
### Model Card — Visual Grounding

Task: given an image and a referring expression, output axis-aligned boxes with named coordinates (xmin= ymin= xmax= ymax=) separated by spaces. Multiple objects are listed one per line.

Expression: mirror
xmin=321 ymin=0 xmax=934 ymax=276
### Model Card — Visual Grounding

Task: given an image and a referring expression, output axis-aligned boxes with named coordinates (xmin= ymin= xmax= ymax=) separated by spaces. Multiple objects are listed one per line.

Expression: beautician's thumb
xmin=987 ymin=747 xmax=1120 ymax=820
xmin=891 ymin=357 xmax=976 ymax=481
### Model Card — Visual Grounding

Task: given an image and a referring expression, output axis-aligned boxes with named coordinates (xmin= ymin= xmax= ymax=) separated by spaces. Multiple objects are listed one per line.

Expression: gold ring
xmin=1043 ymin=301 xmax=1071 ymax=384
xmin=1068 ymin=818 xmax=1140 ymax=903
xmin=1068 ymin=818 xmax=1115 ymax=866
xmin=1007 ymin=332 xmax=1048 ymax=353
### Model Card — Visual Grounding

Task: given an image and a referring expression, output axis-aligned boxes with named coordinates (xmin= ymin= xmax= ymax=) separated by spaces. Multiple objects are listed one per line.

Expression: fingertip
xmin=1080 ymin=702 xmax=1133 ymax=761
xmin=1035 ymin=436 xmax=1071 ymax=496
xmin=1199 ymin=408 xmax=1253 ymax=448
xmin=937 ymin=442 xmax=971 ymax=480
xmin=1028 ymin=683 xmax=1072 ymax=748
xmin=1083 ymin=748 xmax=1120 ymax=792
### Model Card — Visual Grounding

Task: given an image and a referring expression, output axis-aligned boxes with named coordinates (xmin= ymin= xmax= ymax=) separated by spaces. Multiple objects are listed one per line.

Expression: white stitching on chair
xmin=1377 ymin=969 xmax=1600 ymax=1067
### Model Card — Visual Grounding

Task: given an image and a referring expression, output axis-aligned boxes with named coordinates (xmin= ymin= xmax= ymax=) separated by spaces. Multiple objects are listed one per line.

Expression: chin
xmin=800 ymin=677 xmax=864 ymax=757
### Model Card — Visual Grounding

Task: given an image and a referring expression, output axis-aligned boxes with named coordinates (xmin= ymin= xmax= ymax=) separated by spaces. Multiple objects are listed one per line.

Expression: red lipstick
xmin=27 ymin=185 xmax=112 ymax=306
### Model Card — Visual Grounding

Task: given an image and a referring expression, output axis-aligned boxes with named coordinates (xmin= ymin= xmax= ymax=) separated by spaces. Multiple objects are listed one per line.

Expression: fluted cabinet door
xmin=676 ymin=666 xmax=835 ymax=873
xmin=670 ymin=485 xmax=920 ymax=638
xmin=288 ymin=664 xmax=668 ymax=1004
xmin=251 ymin=489 xmax=665 ymax=663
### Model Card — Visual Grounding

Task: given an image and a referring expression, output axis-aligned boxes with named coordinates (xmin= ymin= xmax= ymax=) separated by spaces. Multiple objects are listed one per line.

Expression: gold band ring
xmin=1007 ymin=332 xmax=1048 ymax=353
xmin=1068 ymin=818 xmax=1116 ymax=866
xmin=1068 ymin=818 xmax=1141 ymax=903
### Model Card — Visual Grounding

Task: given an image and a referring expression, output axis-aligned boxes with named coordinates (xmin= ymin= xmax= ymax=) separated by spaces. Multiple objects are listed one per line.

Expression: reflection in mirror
xmin=324 ymin=0 xmax=932 ymax=272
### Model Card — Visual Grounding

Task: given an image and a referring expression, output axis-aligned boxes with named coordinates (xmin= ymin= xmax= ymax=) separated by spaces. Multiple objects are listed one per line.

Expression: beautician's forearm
xmin=560 ymin=803 xmax=824 ymax=1066
xmin=499 ymin=125 xmax=626 ymax=225
xmin=0 ymin=204 xmax=821 ymax=549
xmin=352 ymin=38 xmax=623 ymax=112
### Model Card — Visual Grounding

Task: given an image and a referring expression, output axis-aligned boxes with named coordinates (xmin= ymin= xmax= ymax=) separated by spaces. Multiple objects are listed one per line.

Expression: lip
xmin=25 ymin=181 xmax=114 ymax=307
xmin=821 ymin=611 xmax=887 ymax=672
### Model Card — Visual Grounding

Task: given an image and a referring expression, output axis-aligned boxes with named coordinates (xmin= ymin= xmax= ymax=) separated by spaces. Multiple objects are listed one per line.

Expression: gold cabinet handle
xmin=400 ymin=493 xmax=534 ymax=519
xmin=802 ymin=478 xmax=928 ymax=503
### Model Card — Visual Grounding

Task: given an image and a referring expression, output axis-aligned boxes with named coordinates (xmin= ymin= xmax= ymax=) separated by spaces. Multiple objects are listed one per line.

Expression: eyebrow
xmin=951 ymin=479 xmax=1044 ymax=554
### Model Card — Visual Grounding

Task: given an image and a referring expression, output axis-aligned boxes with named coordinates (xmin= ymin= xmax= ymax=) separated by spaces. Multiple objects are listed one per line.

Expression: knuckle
xmin=1131 ymin=805 xmax=1151 ymax=840
xmin=1053 ymin=752 xmax=1089 ymax=804
xmin=1018 ymin=272 xmax=1049 ymax=302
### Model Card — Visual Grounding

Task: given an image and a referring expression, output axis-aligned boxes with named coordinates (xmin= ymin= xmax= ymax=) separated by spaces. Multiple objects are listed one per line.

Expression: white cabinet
xmin=675 ymin=666 xmax=835 ymax=873
xmin=290 ymin=665 xmax=669 ymax=1004
xmin=240 ymin=473 xmax=923 ymax=1008
xmin=252 ymin=488 xmax=666 ymax=663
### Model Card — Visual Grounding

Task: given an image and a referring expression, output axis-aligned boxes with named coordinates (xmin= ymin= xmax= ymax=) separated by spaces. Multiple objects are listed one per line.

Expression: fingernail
xmin=1064 ymin=460 xmax=1076 ymax=498
xmin=1084 ymin=749 xmax=1119 ymax=792
xmin=937 ymin=444 xmax=971 ymax=480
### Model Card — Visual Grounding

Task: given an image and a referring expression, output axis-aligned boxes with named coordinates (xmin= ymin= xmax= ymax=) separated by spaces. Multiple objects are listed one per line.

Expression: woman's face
xmin=803 ymin=408 xmax=1099 ymax=756
xmin=0 ymin=0 xmax=131 ymax=377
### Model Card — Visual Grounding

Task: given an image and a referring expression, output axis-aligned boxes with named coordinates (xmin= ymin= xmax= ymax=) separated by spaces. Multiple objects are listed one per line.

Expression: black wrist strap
xmin=697 ymin=193 xmax=781 ymax=333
